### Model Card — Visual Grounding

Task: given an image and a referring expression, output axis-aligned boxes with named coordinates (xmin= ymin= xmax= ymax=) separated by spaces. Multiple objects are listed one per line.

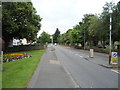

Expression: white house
xmin=13 ymin=38 xmax=27 ymax=46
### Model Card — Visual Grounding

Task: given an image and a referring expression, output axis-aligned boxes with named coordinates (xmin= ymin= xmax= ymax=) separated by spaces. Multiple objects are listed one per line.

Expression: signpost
xmin=111 ymin=52 xmax=118 ymax=64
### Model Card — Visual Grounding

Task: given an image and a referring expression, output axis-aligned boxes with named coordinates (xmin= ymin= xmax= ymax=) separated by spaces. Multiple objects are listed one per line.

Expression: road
xmin=28 ymin=44 xmax=118 ymax=88
xmin=53 ymin=44 xmax=118 ymax=88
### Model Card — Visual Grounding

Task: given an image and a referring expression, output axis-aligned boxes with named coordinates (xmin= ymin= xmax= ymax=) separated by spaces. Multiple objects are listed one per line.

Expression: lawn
xmin=2 ymin=50 xmax=45 ymax=88
xmin=0 ymin=68 xmax=1 ymax=89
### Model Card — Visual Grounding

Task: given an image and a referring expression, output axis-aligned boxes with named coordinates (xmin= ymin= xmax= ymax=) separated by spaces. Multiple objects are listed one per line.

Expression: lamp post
xmin=84 ymin=27 xmax=85 ymax=50
xmin=51 ymin=36 xmax=53 ymax=44
xmin=109 ymin=6 xmax=112 ymax=64
xmin=82 ymin=19 xmax=85 ymax=49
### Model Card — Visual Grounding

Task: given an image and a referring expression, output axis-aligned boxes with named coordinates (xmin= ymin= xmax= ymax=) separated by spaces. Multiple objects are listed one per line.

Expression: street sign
xmin=111 ymin=52 xmax=118 ymax=64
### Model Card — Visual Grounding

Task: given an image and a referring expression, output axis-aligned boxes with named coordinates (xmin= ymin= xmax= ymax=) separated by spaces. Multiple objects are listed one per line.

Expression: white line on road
xmin=58 ymin=60 xmax=80 ymax=88
xmin=75 ymin=54 xmax=83 ymax=58
xmin=62 ymin=64 xmax=80 ymax=88
xmin=79 ymin=55 xmax=83 ymax=58
xmin=111 ymin=69 xmax=120 ymax=74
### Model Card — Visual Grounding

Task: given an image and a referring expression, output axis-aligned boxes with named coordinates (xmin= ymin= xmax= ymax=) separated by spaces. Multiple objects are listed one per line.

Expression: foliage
xmin=37 ymin=31 xmax=51 ymax=45
xmin=58 ymin=1 xmax=120 ymax=49
xmin=53 ymin=28 xmax=60 ymax=43
xmin=2 ymin=2 xmax=42 ymax=46
xmin=112 ymin=1 xmax=120 ymax=41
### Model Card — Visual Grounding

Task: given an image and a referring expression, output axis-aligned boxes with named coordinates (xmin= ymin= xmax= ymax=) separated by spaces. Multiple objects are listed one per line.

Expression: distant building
xmin=13 ymin=38 xmax=28 ymax=46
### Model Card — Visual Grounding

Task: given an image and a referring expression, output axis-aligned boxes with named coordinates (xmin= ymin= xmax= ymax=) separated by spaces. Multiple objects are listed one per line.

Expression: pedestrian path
xmin=63 ymin=46 xmax=119 ymax=68
xmin=83 ymin=50 xmax=118 ymax=68
xmin=28 ymin=46 xmax=75 ymax=88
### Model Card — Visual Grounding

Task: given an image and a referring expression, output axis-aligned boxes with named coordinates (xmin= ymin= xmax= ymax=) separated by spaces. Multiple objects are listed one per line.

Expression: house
xmin=13 ymin=38 xmax=28 ymax=46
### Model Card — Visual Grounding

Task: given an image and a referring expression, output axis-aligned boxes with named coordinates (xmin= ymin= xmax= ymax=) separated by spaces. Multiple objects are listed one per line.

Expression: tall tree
xmin=57 ymin=2 xmax=120 ymax=48
xmin=2 ymin=2 xmax=42 ymax=47
xmin=37 ymin=31 xmax=50 ymax=45
xmin=112 ymin=1 xmax=120 ymax=41
xmin=100 ymin=2 xmax=115 ymax=47
xmin=88 ymin=15 xmax=102 ymax=46
xmin=82 ymin=14 xmax=95 ymax=46
xmin=53 ymin=28 xmax=60 ymax=43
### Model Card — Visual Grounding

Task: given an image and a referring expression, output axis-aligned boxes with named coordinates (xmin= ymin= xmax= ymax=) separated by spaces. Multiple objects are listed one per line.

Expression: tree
xmin=58 ymin=2 xmax=119 ymax=49
xmin=82 ymin=14 xmax=95 ymax=46
xmin=0 ymin=2 xmax=1 ymax=38
xmin=53 ymin=28 xmax=60 ymax=43
xmin=88 ymin=15 xmax=102 ymax=46
xmin=112 ymin=1 xmax=120 ymax=41
xmin=37 ymin=32 xmax=50 ymax=45
xmin=69 ymin=29 xmax=80 ymax=45
xmin=100 ymin=2 xmax=116 ymax=47
xmin=2 ymin=2 xmax=42 ymax=47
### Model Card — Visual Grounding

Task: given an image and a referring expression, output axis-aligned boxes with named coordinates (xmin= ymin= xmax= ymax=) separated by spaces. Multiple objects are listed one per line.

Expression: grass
xmin=2 ymin=50 xmax=45 ymax=88
xmin=0 ymin=66 xmax=2 ymax=90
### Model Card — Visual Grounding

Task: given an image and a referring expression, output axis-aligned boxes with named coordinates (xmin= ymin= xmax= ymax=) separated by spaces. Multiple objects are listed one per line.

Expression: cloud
xmin=32 ymin=0 xmax=119 ymax=37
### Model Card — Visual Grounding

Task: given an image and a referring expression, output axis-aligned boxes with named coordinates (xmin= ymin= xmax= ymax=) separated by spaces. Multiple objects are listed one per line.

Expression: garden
xmin=3 ymin=53 xmax=31 ymax=63
xmin=2 ymin=50 xmax=45 ymax=88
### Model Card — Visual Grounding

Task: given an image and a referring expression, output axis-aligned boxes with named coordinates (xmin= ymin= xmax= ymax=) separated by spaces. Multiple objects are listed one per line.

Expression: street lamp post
xmin=109 ymin=7 xmax=112 ymax=64
xmin=82 ymin=19 xmax=85 ymax=49
xmin=51 ymin=36 xmax=53 ymax=44
xmin=84 ymin=28 xmax=85 ymax=50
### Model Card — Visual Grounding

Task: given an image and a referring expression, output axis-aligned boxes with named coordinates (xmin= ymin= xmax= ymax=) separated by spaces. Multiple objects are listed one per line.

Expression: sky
xmin=31 ymin=0 xmax=119 ymax=37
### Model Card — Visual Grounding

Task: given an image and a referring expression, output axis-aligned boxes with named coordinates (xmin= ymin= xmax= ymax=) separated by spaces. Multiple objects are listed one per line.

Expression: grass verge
xmin=2 ymin=50 xmax=45 ymax=88
xmin=0 ymin=69 xmax=2 ymax=89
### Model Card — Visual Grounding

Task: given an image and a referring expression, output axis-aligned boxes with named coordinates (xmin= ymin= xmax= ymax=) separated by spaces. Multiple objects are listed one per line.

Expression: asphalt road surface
xmin=28 ymin=44 xmax=119 ymax=88
xmin=53 ymin=44 xmax=118 ymax=88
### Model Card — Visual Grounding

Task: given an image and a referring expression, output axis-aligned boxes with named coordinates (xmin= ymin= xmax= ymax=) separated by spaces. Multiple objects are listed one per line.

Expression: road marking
xmin=75 ymin=54 xmax=83 ymax=58
xmin=111 ymin=69 xmax=120 ymax=74
xmin=59 ymin=60 xmax=80 ymax=88
xmin=75 ymin=53 xmax=88 ymax=58
xmin=62 ymin=64 xmax=80 ymax=88
xmin=79 ymin=55 xmax=83 ymax=58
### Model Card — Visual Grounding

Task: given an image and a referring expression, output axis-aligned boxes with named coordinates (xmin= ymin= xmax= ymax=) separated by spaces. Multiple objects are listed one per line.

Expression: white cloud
xmin=32 ymin=0 xmax=119 ymax=37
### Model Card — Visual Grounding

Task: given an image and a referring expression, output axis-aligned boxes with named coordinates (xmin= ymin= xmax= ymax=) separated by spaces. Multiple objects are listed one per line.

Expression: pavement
xmin=78 ymin=50 xmax=118 ymax=68
xmin=27 ymin=45 xmax=76 ymax=88
xmin=64 ymin=46 xmax=119 ymax=69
